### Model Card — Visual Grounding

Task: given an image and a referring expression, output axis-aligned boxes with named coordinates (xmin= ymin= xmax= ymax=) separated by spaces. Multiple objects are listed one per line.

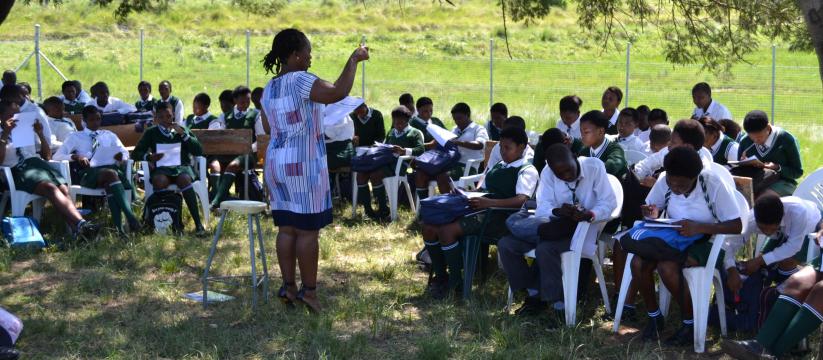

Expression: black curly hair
xmin=262 ymin=29 xmax=310 ymax=75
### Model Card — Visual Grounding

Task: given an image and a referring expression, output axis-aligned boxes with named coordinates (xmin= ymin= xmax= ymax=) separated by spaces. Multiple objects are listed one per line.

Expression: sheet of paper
xmin=427 ymin=124 xmax=457 ymax=147
xmin=156 ymin=143 xmax=182 ymax=167
xmin=727 ymin=156 xmax=758 ymax=167
xmin=323 ymin=96 xmax=364 ymax=126
xmin=644 ymin=218 xmax=682 ymax=228
xmin=183 ymin=291 xmax=235 ymax=303
xmin=453 ymin=184 xmax=488 ymax=199
xmin=10 ymin=112 xmax=37 ymax=148
xmin=90 ymin=146 xmax=121 ymax=167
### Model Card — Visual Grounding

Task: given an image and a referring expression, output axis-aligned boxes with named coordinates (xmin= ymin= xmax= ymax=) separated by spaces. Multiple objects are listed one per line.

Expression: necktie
xmin=758 ymin=144 xmax=770 ymax=153
xmin=15 ymin=147 xmax=25 ymax=167
xmin=195 ymin=116 xmax=203 ymax=123
xmin=90 ymin=131 xmax=99 ymax=152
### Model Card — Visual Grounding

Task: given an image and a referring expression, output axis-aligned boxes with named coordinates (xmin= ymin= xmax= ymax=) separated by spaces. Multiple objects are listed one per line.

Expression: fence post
xmin=361 ymin=35 xmax=366 ymax=99
xmin=34 ymin=24 xmax=42 ymax=101
xmin=489 ymin=38 xmax=494 ymax=109
xmin=246 ymin=30 xmax=251 ymax=87
xmin=139 ymin=28 xmax=144 ymax=82
xmin=625 ymin=42 xmax=631 ymax=107
xmin=771 ymin=44 xmax=776 ymax=124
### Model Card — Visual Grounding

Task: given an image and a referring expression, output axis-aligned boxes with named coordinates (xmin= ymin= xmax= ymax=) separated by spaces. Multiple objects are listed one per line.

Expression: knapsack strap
xmin=661 ymin=174 xmax=718 ymax=222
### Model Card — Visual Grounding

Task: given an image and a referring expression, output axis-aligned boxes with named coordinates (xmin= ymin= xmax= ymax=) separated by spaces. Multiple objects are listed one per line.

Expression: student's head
xmin=663 ymin=146 xmax=703 ymax=195
xmin=17 ymin=83 xmax=31 ymax=101
xmin=671 ymin=119 xmax=706 ymax=152
xmin=218 ymin=89 xmax=234 ymax=114
xmin=0 ymin=100 xmax=20 ymax=121
xmin=233 ymin=86 xmax=252 ymax=112
xmin=503 ymin=116 xmax=526 ymax=130
xmin=416 ymin=97 xmax=433 ymax=120
xmin=82 ymin=105 xmax=102 ymax=131
xmin=743 ymin=110 xmax=771 ymax=145
xmin=137 ymin=81 xmax=152 ymax=100
xmin=546 ymin=143 xmax=579 ymax=182
xmin=390 ymin=106 xmax=412 ymax=131
xmin=158 ymin=80 xmax=172 ymax=99
xmin=251 ymin=87 xmax=264 ymax=109
xmin=719 ymin=119 xmax=742 ymax=141
xmin=154 ymin=102 xmax=174 ymax=128
xmin=579 ymin=110 xmax=609 ymax=148
xmin=193 ymin=93 xmax=211 ymax=117
xmin=72 ymin=80 xmax=84 ymax=94
xmin=451 ymin=102 xmax=471 ymax=128
xmin=353 ymin=103 xmax=369 ymax=118
xmin=0 ymin=84 xmax=22 ymax=105
xmin=489 ymin=102 xmax=508 ymax=129
xmin=649 ymin=124 xmax=672 ymax=153
xmin=1 ymin=70 xmax=15 ymax=86
xmin=399 ymin=93 xmax=414 ymax=111
xmin=91 ymin=82 xmax=110 ymax=104
xmin=648 ymin=108 xmax=669 ymax=127
xmin=43 ymin=96 xmax=64 ymax=119
xmin=499 ymin=127 xmax=528 ymax=164
xmin=636 ymin=105 xmax=650 ymax=131
xmin=753 ymin=193 xmax=784 ymax=236
xmin=698 ymin=116 xmax=724 ymax=148
xmin=616 ymin=107 xmax=639 ymax=138
xmin=263 ymin=28 xmax=312 ymax=74
xmin=541 ymin=128 xmax=571 ymax=153
xmin=62 ymin=81 xmax=78 ymax=101
xmin=601 ymin=86 xmax=622 ymax=111
xmin=559 ymin=95 xmax=582 ymax=126
xmin=692 ymin=82 xmax=713 ymax=109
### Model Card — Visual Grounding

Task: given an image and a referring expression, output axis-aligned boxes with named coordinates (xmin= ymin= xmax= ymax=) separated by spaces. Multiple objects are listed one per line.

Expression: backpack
xmin=414 ymin=143 xmax=462 ymax=176
xmin=0 ymin=307 xmax=22 ymax=346
xmin=142 ymin=190 xmax=184 ymax=235
xmin=350 ymin=144 xmax=396 ymax=172
xmin=101 ymin=112 xmax=126 ymax=126
xmin=418 ymin=193 xmax=472 ymax=225
xmin=234 ymin=169 xmax=265 ymax=202
xmin=709 ymin=268 xmax=767 ymax=333
xmin=1 ymin=217 xmax=45 ymax=249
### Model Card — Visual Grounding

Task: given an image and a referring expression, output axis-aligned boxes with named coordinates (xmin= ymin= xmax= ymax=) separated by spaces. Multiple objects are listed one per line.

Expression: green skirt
xmin=326 ymin=140 xmax=354 ymax=170
xmin=685 ymin=237 xmax=724 ymax=270
xmin=79 ymin=164 xmax=132 ymax=189
xmin=12 ymin=157 xmax=67 ymax=193
xmin=769 ymin=180 xmax=797 ymax=197
xmin=459 ymin=209 xmax=512 ymax=239
xmin=153 ymin=165 xmax=196 ymax=180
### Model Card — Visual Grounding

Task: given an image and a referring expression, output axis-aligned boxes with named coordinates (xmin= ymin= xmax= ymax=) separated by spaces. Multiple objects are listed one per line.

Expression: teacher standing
xmin=261 ymin=28 xmax=368 ymax=313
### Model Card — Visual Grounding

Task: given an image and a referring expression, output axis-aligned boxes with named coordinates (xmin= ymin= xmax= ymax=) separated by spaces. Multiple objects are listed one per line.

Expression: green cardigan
xmin=737 ymin=127 xmax=803 ymax=184
xmin=385 ymin=127 xmax=425 ymax=156
xmin=578 ymin=138 xmax=627 ymax=179
xmin=131 ymin=126 xmax=203 ymax=167
xmin=410 ymin=116 xmax=446 ymax=143
xmin=352 ymin=108 xmax=385 ymax=147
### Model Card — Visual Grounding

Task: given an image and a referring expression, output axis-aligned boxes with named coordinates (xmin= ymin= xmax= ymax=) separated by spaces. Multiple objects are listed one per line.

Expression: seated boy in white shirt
xmin=42 ymin=96 xmax=77 ymax=152
xmin=691 ymin=82 xmax=733 ymax=121
xmin=614 ymin=108 xmax=645 ymax=154
xmin=633 ymin=119 xmax=715 ymax=188
xmin=635 ymin=105 xmax=651 ymax=142
xmin=643 ymin=124 xmax=671 ymax=156
xmin=555 ymin=95 xmax=582 ymax=140
xmin=86 ymin=82 xmax=137 ymax=115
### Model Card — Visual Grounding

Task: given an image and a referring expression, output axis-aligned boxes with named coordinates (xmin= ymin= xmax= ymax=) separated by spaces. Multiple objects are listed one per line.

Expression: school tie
xmin=90 ymin=131 xmax=99 ymax=152
xmin=195 ymin=116 xmax=203 ymax=124
xmin=15 ymin=147 xmax=25 ymax=167
xmin=757 ymin=144 xmax=770 ymax=153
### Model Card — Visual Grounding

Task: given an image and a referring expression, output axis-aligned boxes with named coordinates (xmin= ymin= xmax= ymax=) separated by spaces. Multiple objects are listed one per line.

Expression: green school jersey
xmin=185 ymin=114 xmax=217 ymax=130
xmin=131 ymin=125 xmax=203 ymax=167
xmin=385 ymin=127 xmax=425 ymax=156
xmin=410 ymin=116 xmax=446 ymax=143
xmin=224 ymin=109 xmax=260 ymax=137
xmin=352 ymin=109 xmax=386 ymax=147
xmin=135 ymin=98 xmax=157 ymax=112
xmin=737 ymin=127 xmax=803 ymax=183
xmin=578 ymin=139 xmax=627 ymax=179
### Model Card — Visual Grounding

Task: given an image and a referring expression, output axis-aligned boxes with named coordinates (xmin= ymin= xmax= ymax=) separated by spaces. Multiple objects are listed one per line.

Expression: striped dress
xmin=261 ymin=71 xmax=332 ymax=230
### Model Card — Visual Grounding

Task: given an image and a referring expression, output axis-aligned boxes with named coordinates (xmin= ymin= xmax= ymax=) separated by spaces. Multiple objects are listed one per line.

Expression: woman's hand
xmin=764 ymin=162 xmax=780 ymax=171
xmin=726 ymin=267 xmax=743 ymax=294
xmin=741 ymin=257 xmax=765 ymax=275
xmin=640 ymin=176 xmax=657 ymax=188
xmin=350 ymin=45 xmax=369 ymax=63
xmin=392 ymin=145 xmax=406 ymax=155
xmin=114 ymin=152 xmax=124 ymax=162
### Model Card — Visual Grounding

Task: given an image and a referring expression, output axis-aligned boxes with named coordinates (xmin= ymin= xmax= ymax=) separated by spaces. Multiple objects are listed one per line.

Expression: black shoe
xmin=721 ymin=339 xmax=775 ymax=360
xmin=515 ymin=296 xmax=548 ymax=317
xmin=128 ymin=219 xmax=143 ymax=234
xmin=664 ymin=322 xmax=694 ymax=347
xmin=76 ymin=221 xmax=101 ymax=242
xmin=194 ymin=226 xmax=208 ymax=238
xmin=429 ymin=276 xmax=450 ymax=300
xmin=0 ymin=346 xmax=19 ymax=360
xmin=545 ymin=309 xmax=565 ymax=330
xmin=641 ymin=314 xmax=665 ymax=341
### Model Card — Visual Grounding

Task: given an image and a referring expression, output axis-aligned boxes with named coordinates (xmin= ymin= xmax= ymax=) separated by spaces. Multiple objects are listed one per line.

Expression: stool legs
xmin=255 ymin=214 xmax=269 ymax=304
xmin=202 ymin=210 xmax=229 ymax=309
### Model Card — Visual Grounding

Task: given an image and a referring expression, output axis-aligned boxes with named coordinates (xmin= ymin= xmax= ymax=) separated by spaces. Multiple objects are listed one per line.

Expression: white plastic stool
xmin=202 ymin=200 xmax=269 ymax=310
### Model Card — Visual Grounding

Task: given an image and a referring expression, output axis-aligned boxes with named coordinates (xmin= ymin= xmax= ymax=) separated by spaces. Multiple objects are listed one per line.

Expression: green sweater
xmin=737 ymin=127 xmax=803 ymax=184
xmin=131 ymin=126 xmax=203 ymax=167
xmin=135 ymin=98 xmax=157 ymax=113
xmin=352 ymin=108 xmax=385 ymax=147
xmin=185 ymin=114 xmax=217 ymax=130
xmin=578 ymin=138 xmax=627 ymax=178
xmin=225 ymin=109 xmax=260 ymax=137
xmin=385 ymin=127 xmax=425 ymax=156
xmin=410 ymin=116 xmax=446 ymax=143
xmin=712 ymin=135 xmax=736 ymax=166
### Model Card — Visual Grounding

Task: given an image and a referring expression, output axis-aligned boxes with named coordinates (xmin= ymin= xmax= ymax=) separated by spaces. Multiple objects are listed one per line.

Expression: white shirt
xmin=556 ymin=117 xmax=582 ymax=140
xmin=324 ymin=114 xmax=354 ymax=143
xmin=0 ymin=124 xmax=50 ymax=167
xmin=615 ymin=134 xmax=646 ymax=154
xmin=646 ymin=169 xmax=741 ymax=225
xmin=452 ymin=122 xmax=488 ymax=164
xmin=53 ymin=128 xmax=129 ymax=165
xmin=77 ymin=90 xmax=91 ymax=104
xmin=210 ymin=107 xmax=266 ymax=151
xmin=604 ymin=109 xmax=620 ymax=127
xmin=19 ymin=100 xmax=54 ymax=154
xmin=159 ymin=96 xmax=185 ymax=127
xmin=641 ymin=141 xmax=660 ymax=157
xmin=481 ymin=143 xmax=535 ymax=187
xmin=709 ymin=135 xmax=739 ymax=165
xmin=633 ymin=147 xmax=714 ymax=179
xmin=724 ymin=197 xmax=822 ymax=269
xmin=692 ymin=100 xmax=733 ymax=121
xmin=47 ymin=116 xmax=77 ymax=150
xmin=636 ymin=128 xmax=650 ymax=143
xmin=86 ymin=97 xmax=137 ymax=114
xmin=486 ymin=156 xmax=539 ymax=197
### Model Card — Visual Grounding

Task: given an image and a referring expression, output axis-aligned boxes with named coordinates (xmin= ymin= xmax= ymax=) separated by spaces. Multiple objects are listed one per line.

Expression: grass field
xmin=0 ymin=0 xmax=822 ymax=358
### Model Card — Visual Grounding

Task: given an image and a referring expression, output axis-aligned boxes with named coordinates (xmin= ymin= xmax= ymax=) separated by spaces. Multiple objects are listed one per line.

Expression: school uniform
xmin=86 ymin=97 xmax=137 ymax=114
xmin=736 ymin=126 xmax=803 ymax=196
xmin=636 ymin=128 xmax=650 ymax=143
xmin=380 ymin=125 xmax=425 ymax=176
xmin=485 ymin=143 xmax=534 ymax=180
xmin=20 ymin=100 xmax=55 ymax=153
xmin=448 ymin=121 xmax=489 ymax=179
xmin=53 ymin=128 xmax=130 ymax=189
xmin=324 ymin=115 xmax=355 ymax=170
xmin=208 ymin=107 xmax=265 ymax=207
xmin=633 ymin=147 xmax=715 ymax=179
xmin=692 ymin=100 xmax=733 ymax=121
xmin=604 ymin=109 xmax=620 ymax=135
xmin=185 ymin=112 xmax=217 ymax=130
xmin=156 ymin=96 xmax=185 ymax=127
xmin=578 ymin=138 xmax=627 ymax=179
xmin=410 ymin=116 xmax=446 ymax=143
xmin=47 ymin=115 xmax=78 ymax=150
xmin=0 ymin=127 xmax=63 ymax=194
xmin=709 ymin=135 xmax=739 ymax=167
xmin=485 ymin=120 xmax=502 ymax=141
xmin=62 ymin=98 xmax=86 ymax=115
xmin=556 ymin=117 xmax=582 ymax=140
xmin=76 ymin=90 xmax=92 ymax=104
xmin=533 ymin=137 xmax=583 ymax=175
xmin=498 ymin=157 xmax=616 ymax=302
xmin=135 ymin=96 xmax=157 ymax=113
xmin=615 ymin=134 xmax=646 ymax=154
xmin=351 ymin=107 xmax=385 ymax=147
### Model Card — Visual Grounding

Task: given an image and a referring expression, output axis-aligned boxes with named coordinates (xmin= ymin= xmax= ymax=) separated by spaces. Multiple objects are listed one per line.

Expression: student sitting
xmin=698 ymin=116 xmax=738 ymax=167
xmin=351 ymin=102 xmax=385 ymax=148
xmin=415 ymin=103 xmax=488 ymax=199
xmin=134 ymin=81 xmax=157 ymax=113
xmin=86 ymin=82 xmax=137 ymax=114
xmin=647 ymin=108 xmax=669 ymax=128
xmin=498 ymin=144 xmax=614 ymax=324
xmin=325 ymin=104 xmax=355 ymax=170
xmin=483 ymin=116 xmax=534 ymax=175
xmin=218 ymin=89 xmax=234 ymax=117
xmin=208 ymin=86 xmax=266 ymax=209
xmin=635 ymin=104 xmax=651 ymax=141
xmin=555 ymin=95 xmax=582 ymax=140
xmin=623 ymin=146 xmax=742 ymax=345
xmin=356 ymin=106 xmax=424 ymax=221
xmin=184 ymin=93 xmax=221 ymax=198
xmin=733 ymin=110 xmax=802 ymax=197
xmin=131 ymin=102 xmax=206 ymax=236
xmin=577 ymin=110 xmax=627 ymax=179
xmin=533 ymin=128 xmax=583 ymax=174
xmin=3 ymin=85 xmax=54 ymax=149
xmin=156 ymin=80 xmax=184 ymax=127
xmin=614 ymin=108 xmax=645 ymax=154
xmin=725 ymin=194 xmax=823 ymax=290
xmin=485 ymin=102 xmax=508 ymax=141
xmin=73 ymin=80 xmax=92 ymax=104
xmin=409 ymin=96 xmax=446 ymax=149
xmin=0 ymin=100 xmax=99 ymax=240
xmin=42 ymin=96 xmax=77 ymax=151
xmin=399 ymin=93 xmax=417 ymax=118
xmin=691 ymin=82 xmax=732 ymax=121
xmin=251 ymin=87 xmax=269 ymax=130
xmin=643 ymin=124 xmax=671 ymax=156
xmin=17 ymin=83 xmax=32 ymax=102
xmin=601 ymin=86 xmax=623 ymax=135
xmin=426 ymin=127 xmax=538 ymax=299
xmin=719 ymin=118 xmax=746 ymax=143
xmin=633 ymin=119 xmax=714 ymax=188
xmin=54 ymin=106 xmax=139 ymax=236
xmin=60 ymin=80 xmax=85 ymax=115
xmin=0 ymin=70 xmax=14 ymax=92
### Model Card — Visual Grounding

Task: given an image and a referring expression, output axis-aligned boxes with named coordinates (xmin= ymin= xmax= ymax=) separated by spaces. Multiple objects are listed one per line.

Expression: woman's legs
xmin=276 ymin=226 xmax=298 ymax=300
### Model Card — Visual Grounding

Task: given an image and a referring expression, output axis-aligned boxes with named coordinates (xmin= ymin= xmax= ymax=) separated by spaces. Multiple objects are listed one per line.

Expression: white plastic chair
xmin=710 ymin=162 xmax=736 ymax=192
xmin=794 ymin=167 xmax=823 ymax=210
xmin=67 ymin=160 xmax=134 ymax=204
xmin=414 ymin=157 xmax=486 ymax=213
xmin=505 ymin=174 xmax=623 ymax=327
xmin=141 ymin=156 xmax=210 ymax=226
xmin=351 ymin=155 xmax=416 ymax=221
xmin=0 ymin=160 xmax=71 ymax=222
xmin=624 ymin=150 xmax=648 ymax=166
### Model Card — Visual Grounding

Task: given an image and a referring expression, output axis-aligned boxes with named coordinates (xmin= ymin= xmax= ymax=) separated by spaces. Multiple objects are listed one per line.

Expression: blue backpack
xmin=350 ymin=144 xmax=396 ymax=172
xmin=419 ymin=193 xmax=472 ymax=225
xmin=1 ymin=217 xmax=46 ymax=249
xmin=415 ymin=143 xmax=461 ymax=176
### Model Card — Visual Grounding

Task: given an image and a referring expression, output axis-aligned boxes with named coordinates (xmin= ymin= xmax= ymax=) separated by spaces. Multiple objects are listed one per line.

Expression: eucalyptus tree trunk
xmin=0 ymin=0 xmax=14 ymax=27
xmin=797 ymin=0 xmax=823 ymax=93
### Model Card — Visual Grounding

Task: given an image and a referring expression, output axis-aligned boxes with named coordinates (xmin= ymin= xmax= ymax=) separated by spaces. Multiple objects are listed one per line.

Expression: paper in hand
xmin=90 ymin=146 xmax=121 ymax=168
xmin=323 ymin=96 xmax=364 ymax=126
xmin=644 ymin=218 xmax=682 ymax=228
xmin=727 ymin=155 xmax=758 ymax=167
xmin=156 ymin=143 xmax=182 ymax=167
xmin=10 ymin=112 xmax=37 ymax=148
xmin=427 ymin=124 xmax=457 ymax=147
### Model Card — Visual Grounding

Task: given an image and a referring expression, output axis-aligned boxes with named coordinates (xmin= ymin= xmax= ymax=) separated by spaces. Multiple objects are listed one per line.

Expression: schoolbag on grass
xmin=709 ymin=268 xmax=766 ymax=333
xmin=1 ymin=217 xmax=45 ymax=249
xmin=234 ymin=169 xmax=265 ymax=202
xmin=142 ymin=190 xmax=184 ymax=235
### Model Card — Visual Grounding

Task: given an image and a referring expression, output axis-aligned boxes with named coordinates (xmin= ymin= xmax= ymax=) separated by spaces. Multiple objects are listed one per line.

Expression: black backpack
xmin=142 ymin=189 xmax=184 ymax=235
xmin=710 ymin=268 xmax=767 ymax=333
xmin=234 ymin=169 xmax=266 ymax=202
